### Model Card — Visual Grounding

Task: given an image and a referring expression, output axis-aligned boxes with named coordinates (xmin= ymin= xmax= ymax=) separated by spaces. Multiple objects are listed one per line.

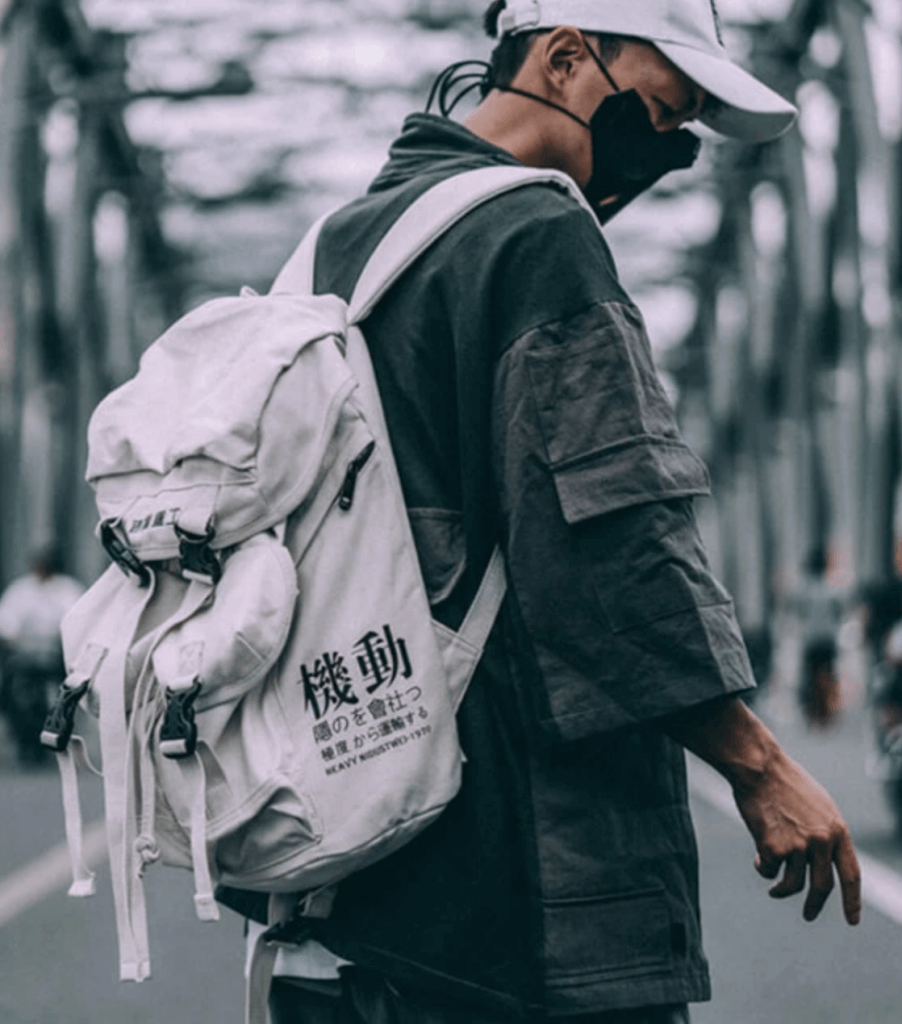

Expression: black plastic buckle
xmin=159 ymin=679 xmax=202 ymax=758
xmin=100 ymin=522 xmax=151 ymax=587
xmin=175 ymin=524 xmax=221 ymax=584
xmin=261 ymin=917 xmax=315 ymax=945
xmin=260 ymin=887 xmax=335 ymax=944
xmin=40 ymin=679 xmax=91 ymax=752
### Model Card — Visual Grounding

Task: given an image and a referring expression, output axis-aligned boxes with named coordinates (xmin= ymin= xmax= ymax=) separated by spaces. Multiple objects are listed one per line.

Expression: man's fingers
xmin=835 ymin=833 xmax=862 ymax=925
xmin=768 ymin=851 xmax=807 ymax=898
xmin=755 ymin=852 xmax=781 ymax=879
xmin=758 ymin=833 xmax=861 ymax=925
xmin=802 ymin=845 xmax=834 ymax=921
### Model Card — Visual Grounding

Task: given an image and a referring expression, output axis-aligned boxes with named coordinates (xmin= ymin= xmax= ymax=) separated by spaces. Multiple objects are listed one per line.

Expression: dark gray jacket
xmin=302 ymin=114 xmax=754 ymax=1017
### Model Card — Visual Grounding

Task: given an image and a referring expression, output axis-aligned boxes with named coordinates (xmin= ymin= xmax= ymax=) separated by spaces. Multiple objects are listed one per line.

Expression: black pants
xmin=1 ymin=657 xmax=59 ymax=765
xmin=270 ymin=971 xmax=691 ymax=1024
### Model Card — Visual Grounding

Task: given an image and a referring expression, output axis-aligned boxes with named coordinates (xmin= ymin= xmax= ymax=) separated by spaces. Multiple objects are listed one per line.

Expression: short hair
xmin=483 ymin=1 xmax=623 ymax=88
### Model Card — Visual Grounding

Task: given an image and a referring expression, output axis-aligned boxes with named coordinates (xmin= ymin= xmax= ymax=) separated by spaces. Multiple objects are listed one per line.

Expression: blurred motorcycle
xmin=867 ymin=622 xmax=902 ymax=835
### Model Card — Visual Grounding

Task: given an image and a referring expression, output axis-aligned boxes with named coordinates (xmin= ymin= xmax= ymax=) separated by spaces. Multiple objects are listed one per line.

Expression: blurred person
xmin=792 ymin=545 xmax=846 ymax=728
xmin=226 ymin=2 xmax=862 ymax=1022
xmin=0 ymin=545 xmax=84 ymax=765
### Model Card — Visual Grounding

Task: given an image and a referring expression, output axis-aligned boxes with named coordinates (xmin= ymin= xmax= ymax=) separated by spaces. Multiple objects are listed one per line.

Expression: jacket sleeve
xmin=492 ymin=299 xmax=755 ymax=744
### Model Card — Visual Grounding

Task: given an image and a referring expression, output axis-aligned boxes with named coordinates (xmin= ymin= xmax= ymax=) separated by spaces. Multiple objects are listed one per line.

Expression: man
xmin=252 ymin=2 xmax=861 ymax=1021
xmin=0 ymin=545 xmax=84 ymax=765
xmin=792 ymin=545 xmax=846 ymax=727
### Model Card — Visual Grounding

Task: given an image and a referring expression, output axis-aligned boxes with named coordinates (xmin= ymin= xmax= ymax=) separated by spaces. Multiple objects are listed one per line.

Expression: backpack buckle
xmin=260 ymin=916 xmax=314 ymax=946
xmin=101 ymin=521 xmax=152 ymax=587
xmin=260 ymin=887 xmax=335 ymax=944
xmin=159 ymin=679 xmax=202 ymax=758
xmin=41 ymin=679 xmax=91 ymax=752
xmin=175 ymin=524 xmax=221 ymax=584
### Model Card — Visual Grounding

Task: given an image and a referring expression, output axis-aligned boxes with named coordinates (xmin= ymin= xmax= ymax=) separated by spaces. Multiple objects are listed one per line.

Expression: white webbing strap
xmin=342 ymin=315 xmax=507 ymax=712
xmin=177 ymin=751 xmax=220 ymax=922
xmin=53 ymin=644 xmax=109 ymax=899
xmin=270 ymin=166 xmax=593 ymax=312
xmin=125 ymin=657 xmax=167 ymax=973
xmin=343 ymin=318 xmax=506 ymax=718
xmin=134 ymin=679 xmax=161 ymax=869
xmin=272 ymin=168 xmax=546 ymax=719
xmin=96 ymin=577 xmax=158 ymax=982
xmin=442 ymin=546 xmax=508 ymax=715
xmin=268 ymin=212 xmax=322 ymax=295
xmin=126 ymin=578 xmax=216 ymax=977
xmin=245 ymin=892 xmax=301 ymax=1024
xmin=457 ymin=545 xmax=507 ymax=655
xmin=245 ymin=927 xmax=277 ymax=1024
xmin=136 ymin=584 xmax=220 ymax=924
xmin=57 ymin=737 xmax=102 ymax=897
xmin=347 ymin=165 xmax=594 ymax=324
xmin=99 ymin=575 xmax=214 ymax=983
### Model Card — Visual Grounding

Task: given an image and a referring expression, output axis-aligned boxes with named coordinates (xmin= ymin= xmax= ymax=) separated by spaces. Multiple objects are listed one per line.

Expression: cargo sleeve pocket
xmin=544 ymin=887 xmax=673 ymax=984
xmin=525 ymin=303 xmax=710 ymax=525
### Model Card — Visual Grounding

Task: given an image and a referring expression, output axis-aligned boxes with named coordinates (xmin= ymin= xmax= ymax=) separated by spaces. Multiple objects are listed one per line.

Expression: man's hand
xmin=732 ymin=744 xmax=861 ymax=924
xmin=665 ymin=695 xmax=861 ymax=925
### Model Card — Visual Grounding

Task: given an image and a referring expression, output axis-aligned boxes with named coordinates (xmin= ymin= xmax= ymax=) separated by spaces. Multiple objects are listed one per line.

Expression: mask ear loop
xmin=583 ymin=35 xmax=622 ymax=94
xmin=492 ymin=84 xmax=591 ymax=129
xmin=485 ymin=34 xmax=620 ymax=132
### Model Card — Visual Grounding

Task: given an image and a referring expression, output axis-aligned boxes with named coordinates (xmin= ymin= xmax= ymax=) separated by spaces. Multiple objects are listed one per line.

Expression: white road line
xmin=688 ymin=755 xmax=902 ymax=926
xmin=7 ymin=761 xmax=902 ymax=932
xmin=0 ymin=820 xmax=108 ymax=928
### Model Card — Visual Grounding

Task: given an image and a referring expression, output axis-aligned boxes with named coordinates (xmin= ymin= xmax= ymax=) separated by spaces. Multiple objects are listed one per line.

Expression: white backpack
xmin=42 ymin=165 xmax=593 ymax=1019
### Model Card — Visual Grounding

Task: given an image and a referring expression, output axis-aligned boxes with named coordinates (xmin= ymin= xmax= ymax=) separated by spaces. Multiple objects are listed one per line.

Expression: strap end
xmin=194 ymin=892 xmax=221 ymax=922
xmin=120 ymin=959 xmax=151 ymax=982
xmin=68 ymin=875 xmax=96 ymax=898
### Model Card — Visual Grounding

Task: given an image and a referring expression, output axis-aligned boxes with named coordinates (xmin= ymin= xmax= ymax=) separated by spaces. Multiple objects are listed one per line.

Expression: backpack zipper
xmin=338 ymin=441 xmax=376 ymax=510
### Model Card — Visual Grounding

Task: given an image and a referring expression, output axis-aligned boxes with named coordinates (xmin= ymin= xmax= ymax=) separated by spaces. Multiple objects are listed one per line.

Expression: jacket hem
xmin=545 ymin=964 xmax=711 ymax=1016
xmin=311 ymin=936 xmax=545 ymax=1020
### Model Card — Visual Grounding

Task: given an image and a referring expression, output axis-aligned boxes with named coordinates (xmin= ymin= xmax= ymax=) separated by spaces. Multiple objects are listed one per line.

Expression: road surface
xmin=1 ymin=685 xmax=899 ymax=1023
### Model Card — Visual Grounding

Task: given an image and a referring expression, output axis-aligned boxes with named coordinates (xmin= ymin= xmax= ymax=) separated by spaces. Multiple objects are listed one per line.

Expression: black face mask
xmin=582 ymin=88 xmax=701 ymax=222
xmin=493 ymin=49 xmax=701 ymax=223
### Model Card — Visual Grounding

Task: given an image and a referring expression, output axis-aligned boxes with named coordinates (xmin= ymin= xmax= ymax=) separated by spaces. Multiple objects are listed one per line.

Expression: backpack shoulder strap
xmin=348 ymin=165 xmax=593 ymax=322
xmin=269 ymin=213 xmax=322 ymax=295
xmin=267 ymin=166 xmax=590 ymax=700
xmin=269 ymin=165 xmax=594 ymax=303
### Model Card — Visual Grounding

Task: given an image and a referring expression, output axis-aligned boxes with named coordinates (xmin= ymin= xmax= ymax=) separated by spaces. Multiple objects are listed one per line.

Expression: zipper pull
xmin=338 ymin=441 xmax=376 ymax=510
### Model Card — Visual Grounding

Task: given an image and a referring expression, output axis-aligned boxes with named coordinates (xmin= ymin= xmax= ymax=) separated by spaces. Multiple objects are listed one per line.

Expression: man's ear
xmin=538 ymin=26 xmax=589 ymax=94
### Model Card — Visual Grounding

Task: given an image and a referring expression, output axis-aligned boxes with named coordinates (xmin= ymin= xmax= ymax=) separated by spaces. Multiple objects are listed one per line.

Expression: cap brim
xmin=654 ymin=40 xmax=797 ymax=142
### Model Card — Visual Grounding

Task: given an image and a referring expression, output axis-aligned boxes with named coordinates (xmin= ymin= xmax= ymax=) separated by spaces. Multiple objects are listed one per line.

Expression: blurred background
xmin=2 ymin=0 xmax=902 ymax=1021
xmin=2 ymin=0 xmax=902 ymax=632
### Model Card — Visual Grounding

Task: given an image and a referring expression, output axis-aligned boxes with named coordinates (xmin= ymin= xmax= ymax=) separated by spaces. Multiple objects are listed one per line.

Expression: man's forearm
xmin=662 ymin=692 xmax=861 ymax=925
xmin=663 ymin=693 xmax=779 ymax=793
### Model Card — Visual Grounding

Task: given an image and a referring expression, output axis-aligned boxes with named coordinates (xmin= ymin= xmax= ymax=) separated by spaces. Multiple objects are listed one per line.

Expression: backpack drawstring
xmin=98 ymin=573 xmax=214 ymax=982
xmin=97 ymin=575 xmax=159 ymax=982
xmin=133 ymin=664 xmax=163 ymax=880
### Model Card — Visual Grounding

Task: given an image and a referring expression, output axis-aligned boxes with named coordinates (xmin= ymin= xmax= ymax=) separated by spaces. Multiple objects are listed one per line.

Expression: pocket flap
xmin=152 ymin=532 xmax=298 ymax=708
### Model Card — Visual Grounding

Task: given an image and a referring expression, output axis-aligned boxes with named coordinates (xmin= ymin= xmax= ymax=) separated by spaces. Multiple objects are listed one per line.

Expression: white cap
xmin=497 ymin=0 xmax=797 ymax=141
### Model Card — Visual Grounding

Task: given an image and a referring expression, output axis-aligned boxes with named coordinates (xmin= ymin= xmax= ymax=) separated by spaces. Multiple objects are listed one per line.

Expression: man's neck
xmin=463 ymin=91 xmax=578 ymax=181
